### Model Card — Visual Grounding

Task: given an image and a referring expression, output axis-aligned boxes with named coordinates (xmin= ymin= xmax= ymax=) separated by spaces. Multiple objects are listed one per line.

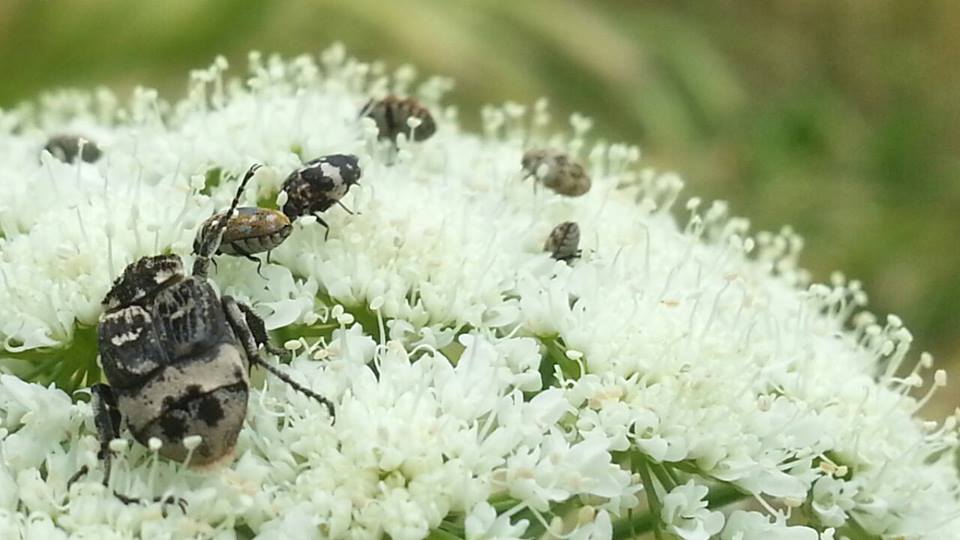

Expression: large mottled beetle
xmin=70 ymin=165 xmax=334 ymax=507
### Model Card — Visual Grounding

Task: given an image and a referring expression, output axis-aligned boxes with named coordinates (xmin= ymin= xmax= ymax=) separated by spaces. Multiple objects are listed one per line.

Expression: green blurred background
xmin=1 ymin=0 xmax=957 ymax=415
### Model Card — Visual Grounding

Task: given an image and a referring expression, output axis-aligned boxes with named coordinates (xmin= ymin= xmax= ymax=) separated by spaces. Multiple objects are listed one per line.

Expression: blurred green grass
xmin=1 ymin=0 xmax=957 ymax=414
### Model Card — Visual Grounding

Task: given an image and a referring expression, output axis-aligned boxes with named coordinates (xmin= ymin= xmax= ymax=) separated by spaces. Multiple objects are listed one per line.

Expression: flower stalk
xmin=637 ymin=459 xmax=666 ymax=540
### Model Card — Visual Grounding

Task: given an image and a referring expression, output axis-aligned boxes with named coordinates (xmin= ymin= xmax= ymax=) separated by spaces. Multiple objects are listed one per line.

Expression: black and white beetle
xmin=44 ymin=134 xmax=102 ymax=163
xmin=280 ymin=153 xmax=363 ymax=240
xmin=195 ymin=154 xmax=362 ymax=272
xmin=544 ymin=221 xmax=582 ymax=263
xmin=70 ymin=164 xmax=334 ymax=507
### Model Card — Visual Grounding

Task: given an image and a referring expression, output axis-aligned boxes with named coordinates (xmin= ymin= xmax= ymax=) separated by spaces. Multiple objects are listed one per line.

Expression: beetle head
xmin=521 ymin=148 xmax=557 ymax=177
xmin=102 ymin=254 xmax=185 ymax=311
xmin=323 ymin=154 xmax=362 ymax=186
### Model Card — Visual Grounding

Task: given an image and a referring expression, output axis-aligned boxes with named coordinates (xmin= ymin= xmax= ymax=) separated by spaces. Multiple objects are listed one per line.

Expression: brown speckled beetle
xmin=521 ymin=149 xmax=591 ymax=197
xmin=196 ymin=207 xmax=293 ymax=274
xmin=544 ymin=221 xmax=581 ymax=263
xmin=70 ymin=164 xmax=334 ymax=509
xmin=361 ymin=96 xmax=436 ymax=142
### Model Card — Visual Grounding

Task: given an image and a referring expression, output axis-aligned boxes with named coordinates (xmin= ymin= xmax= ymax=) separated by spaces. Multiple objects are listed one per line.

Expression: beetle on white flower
xmin=0 ymin=45 xmax=958 ymax=540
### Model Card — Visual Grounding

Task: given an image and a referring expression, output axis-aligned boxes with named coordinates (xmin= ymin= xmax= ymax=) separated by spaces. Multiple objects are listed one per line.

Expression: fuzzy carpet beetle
xmin=70 ymin=164 xmax=334 ymax=508
xmin=521 ymin=149 xmax=591 ymax=197
xmin=361 ymin=95 xmax=437 ymax=142
xmin=281 ymin=153 xmax=362 ymax=240
xmin=195 ymin=207 xmax=293 ymax=274
xmin=44 ymin=134 xmax=102 ymax=163
xmin=544 ymin=221 xmax=582 ymax=263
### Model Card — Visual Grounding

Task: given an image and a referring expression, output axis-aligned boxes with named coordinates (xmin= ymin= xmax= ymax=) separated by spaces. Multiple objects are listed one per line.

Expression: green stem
xmin=487 ymin=493 xmax=520 ymax=512
xmin=650 ymin=462 xmax=678 ymax=492
xmin=612 ymin=471 xmax=751 ymax=540
xmin=612 ymin=510 xmax=656 ymax=540
xmin=661 ymin=464 xmax=681 ymax=487
xmin=703 ymin=482 xmax=748 ymax=508
xmin=839 ymin=515 xmax=883 ymax=540
xmin=637 ymin=460 xmax=665 ymax=540
xmin=536 ymin=337 xmax=583 ymax=389
xmin=516 ymin=498 xmax=580 ymax=539
xmin=426 ymin=527 xmax=463 ymax=540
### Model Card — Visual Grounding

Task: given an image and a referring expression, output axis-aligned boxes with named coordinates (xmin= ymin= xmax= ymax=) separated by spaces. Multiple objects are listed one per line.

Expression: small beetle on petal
xmin=44 ymin=134 xmax=102 ymax=163
xmin=195 ymin=207 xmax=293 ymax=274
xmin=281 ymin=153 xmax=362 ymax=239
xmin=544 ymin=221 xmax=582 ymax=263
xmin=361 ymin=95 xmax=436 ymax=142
xmin=522 ymin=149 xmax=591 ymax=197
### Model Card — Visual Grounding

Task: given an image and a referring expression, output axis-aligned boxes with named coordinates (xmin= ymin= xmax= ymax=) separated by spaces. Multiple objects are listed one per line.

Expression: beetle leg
xmin=66 ymin=385 xmax=185 ymax=513
xmin=248 ymin=357 xmax=335 ymax=418
xmin=66 ymin=465 xmax=90 ymax=489
xmin=311 ymin=214 xmax=331 ymax=241
xmin=230 ymin=242 xmax=265 ymax=277
xmin=234 ymin=301 xmax=288 ymax=358
xmin=67 ymin=383 xmax=122 ymax=490
xmin=334 ymin=199 xmax=356 ymax=215
xmin=222 ymin=296 xmax=336 ymax=418
xmin=67 ymin=469 xmax=186 ymax=515
xmin=113 ymin=492 xmax=188 ymax=516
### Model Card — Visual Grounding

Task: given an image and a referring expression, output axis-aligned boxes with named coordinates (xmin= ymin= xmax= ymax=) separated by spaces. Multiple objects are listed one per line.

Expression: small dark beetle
xmin=71 ymin=165 xmax=333 ymax=508
xmin=521 ymin=149 xmax=591 ymax=197
xmin=544 ymin=221 xmax=582 ymax=263
xmin=361 ymin=96 xmax=437 ymax=142
xmin=44 ymin=134 xmax=102 ymax=163
xmin=281 ymin=154 xmax=362 ymax=240
xmin=195 ymin=207 xmax=293 ymax=274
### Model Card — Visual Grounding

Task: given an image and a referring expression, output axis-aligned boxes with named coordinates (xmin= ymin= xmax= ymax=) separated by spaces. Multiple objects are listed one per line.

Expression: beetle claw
xmin=111 ymin=491 xmax=188 ymax=516
xmin=166 ymin=495 xmax=189 ymax=515
xmin=266 ymin=343 xmax=288 ymax=357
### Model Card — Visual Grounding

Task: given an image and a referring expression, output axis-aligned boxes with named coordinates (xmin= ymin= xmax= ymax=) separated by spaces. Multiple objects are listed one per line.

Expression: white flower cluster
xmin=0 ymin=45 xmax=958 ymax=539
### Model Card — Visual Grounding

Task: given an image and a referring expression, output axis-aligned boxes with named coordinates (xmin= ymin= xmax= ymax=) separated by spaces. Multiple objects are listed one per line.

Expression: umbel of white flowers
xmin=0 ymin=45 xmax=958 ymax=540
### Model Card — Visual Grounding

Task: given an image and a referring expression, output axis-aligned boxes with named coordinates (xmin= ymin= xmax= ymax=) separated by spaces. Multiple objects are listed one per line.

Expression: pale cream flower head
xmin=0 ymin=45 xmax=957 ymax=539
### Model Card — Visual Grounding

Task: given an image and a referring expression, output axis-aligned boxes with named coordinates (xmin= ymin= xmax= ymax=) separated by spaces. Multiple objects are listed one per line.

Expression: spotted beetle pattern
xmin=99 ymin=258 xmax=250 ymax=465
xmin=197 ymin=207 xmax=293 ymax=259
xmin=544 ymin=221 xmax=582 ymax=263
xmin=281 ymin=154 xmax=362 ymax=238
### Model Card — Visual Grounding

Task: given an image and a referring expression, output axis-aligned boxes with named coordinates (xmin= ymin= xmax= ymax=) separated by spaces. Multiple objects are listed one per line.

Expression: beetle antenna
xmin=192 ymin=163 xmax=261 ymax=277
xmin=226 ymin=164 xmax=261 ymax=222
